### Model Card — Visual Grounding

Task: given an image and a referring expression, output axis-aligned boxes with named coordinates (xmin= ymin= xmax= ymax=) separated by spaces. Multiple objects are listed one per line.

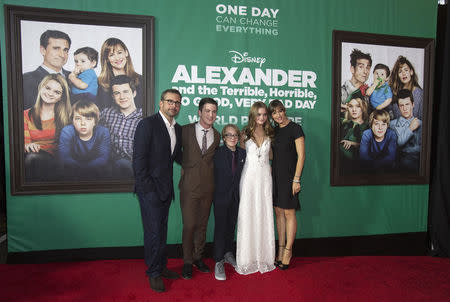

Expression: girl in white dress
xmin=235 ymin=102 xmax=276 ymax=275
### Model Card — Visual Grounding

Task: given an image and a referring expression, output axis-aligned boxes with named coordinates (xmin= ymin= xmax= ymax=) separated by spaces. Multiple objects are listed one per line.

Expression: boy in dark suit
xmin=213 ymin=124 xmax=246 ymax=280
xmin=132 ymin=89 xmax=182 ymax=293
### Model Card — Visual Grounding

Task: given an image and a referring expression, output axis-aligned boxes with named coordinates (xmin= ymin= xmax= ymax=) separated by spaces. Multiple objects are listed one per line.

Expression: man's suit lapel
xmin=36 ymin=66 xmax=49 ymax=76
xmin=204 ymin=127 xmax=219 ymax=155
xmin=155 ymin=113 xmax=171 ymax=155
xmin=190 ymin=123 xmax=203 ymax=155
xmin=173 ymin=124 xmax=182 ymax=160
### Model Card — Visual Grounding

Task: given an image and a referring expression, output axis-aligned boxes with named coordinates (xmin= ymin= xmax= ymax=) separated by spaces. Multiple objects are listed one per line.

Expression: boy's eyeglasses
xmin=224 ymin=134 xmax=239 ymax=138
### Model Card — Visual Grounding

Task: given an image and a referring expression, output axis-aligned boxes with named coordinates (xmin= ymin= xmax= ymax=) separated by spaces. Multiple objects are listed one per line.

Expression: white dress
xmin=235 ymin=138 xmax=276 ymax=275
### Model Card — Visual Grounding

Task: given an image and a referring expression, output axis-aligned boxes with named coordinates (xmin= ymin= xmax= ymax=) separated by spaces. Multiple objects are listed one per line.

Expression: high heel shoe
xmin=278 ymin=247 xmax=292 ymax=270
xmin=274 ymin=245 xmax=285 ymax=267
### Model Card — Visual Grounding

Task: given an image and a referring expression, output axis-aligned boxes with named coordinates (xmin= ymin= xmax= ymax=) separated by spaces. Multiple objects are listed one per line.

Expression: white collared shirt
xmin=40 ymin=64 xmax=65 ymax=76
xmin=195 ymin=122 xmax=214 ymax=151
xmin=159 ymin=111 xmax=177 ymax=155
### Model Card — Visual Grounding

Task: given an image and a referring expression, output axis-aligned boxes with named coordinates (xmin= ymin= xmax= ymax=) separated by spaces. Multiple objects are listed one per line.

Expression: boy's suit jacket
xmin=213 ymin=145 xmax=246 ymax=203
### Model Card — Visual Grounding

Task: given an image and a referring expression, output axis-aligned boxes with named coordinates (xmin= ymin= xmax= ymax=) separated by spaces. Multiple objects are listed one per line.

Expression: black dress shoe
xmin=182 ymin=263 xmax=192 ymax=279
xmin=161 ymin=267 xmax=179 ymax=279
xmin=149 ymin=276 xmax=165 ymax=293
xmin=193 ymin=259 xmax=210 ymax=273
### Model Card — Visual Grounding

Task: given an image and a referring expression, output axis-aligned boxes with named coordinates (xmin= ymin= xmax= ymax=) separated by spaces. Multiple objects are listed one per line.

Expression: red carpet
xmin=1 ymin=256 xmax=449 ymax=301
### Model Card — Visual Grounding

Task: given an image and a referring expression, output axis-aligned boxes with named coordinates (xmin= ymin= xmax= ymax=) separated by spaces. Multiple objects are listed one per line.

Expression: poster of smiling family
xmin=331 ymin=30 xmax=435 ymax=186
xmin=4 ymin=6 xmax=154 ymax=195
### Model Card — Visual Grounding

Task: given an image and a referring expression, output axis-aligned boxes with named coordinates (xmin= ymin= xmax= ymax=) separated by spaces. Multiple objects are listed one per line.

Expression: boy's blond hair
xmin=369 ymin=109 xmax=390 ymax=127
xmin=71 ymin=100 xmax=100 ymax=125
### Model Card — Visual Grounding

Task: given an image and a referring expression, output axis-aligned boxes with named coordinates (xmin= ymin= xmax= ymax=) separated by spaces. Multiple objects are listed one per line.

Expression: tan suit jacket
xmin=179 ymin=123 xmax=220 ymax=194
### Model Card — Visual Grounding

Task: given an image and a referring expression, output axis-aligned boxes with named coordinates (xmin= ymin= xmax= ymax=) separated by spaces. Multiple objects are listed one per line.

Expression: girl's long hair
xmin=29 ymin=74 xmax=71 ymax=137
xmin=389 ymin=56 xmax=421 ymax=95
xmin=98 ymin=38 xmax=140 ymax=91
xmin=242 ymin=101 xmax=274 ymax=142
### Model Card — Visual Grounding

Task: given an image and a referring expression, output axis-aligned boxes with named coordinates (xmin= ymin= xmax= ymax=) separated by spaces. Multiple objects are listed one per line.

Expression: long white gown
xmin=235 ymin=138 xmax=276 ymax=275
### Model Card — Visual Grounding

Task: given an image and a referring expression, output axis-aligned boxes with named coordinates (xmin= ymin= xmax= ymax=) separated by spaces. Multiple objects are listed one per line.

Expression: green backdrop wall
xmin=1 ymin=0 xmax=436 ymax=252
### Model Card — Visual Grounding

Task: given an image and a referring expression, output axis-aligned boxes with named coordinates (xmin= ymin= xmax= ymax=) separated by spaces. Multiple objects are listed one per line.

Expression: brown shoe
xmin=149 ymin=276 xmax=165 ymax=292
xmin=161 ymin=267 xmax=179 ymax=279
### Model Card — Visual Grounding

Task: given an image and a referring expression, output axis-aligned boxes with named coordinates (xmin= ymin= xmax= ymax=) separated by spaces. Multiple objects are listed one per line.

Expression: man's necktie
xmin=232 ymin=151 xmax=236 ymax=175
xmin=202 ymin=129 xmax=208 ymax=154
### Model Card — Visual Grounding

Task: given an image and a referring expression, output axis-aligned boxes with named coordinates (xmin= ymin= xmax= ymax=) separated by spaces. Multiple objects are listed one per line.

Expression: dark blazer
xmin=23 ymin=66 xmax=71 ymax=109
xmin=133 ymin=112 xmax=182 ymax=201
xmin=213 ymin=145 xmax=246 ymax=203
xmin=179 ymin=123 xmax=220 ymax=194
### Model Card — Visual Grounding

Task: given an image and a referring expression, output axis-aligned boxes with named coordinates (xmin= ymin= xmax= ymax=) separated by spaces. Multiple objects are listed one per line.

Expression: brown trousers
xmin=180 ymin=189 xmax=213 ymax=263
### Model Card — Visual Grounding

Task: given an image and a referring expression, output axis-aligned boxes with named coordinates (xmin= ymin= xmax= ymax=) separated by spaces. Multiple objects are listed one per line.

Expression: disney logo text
xmin=229 ymin=50 xmax=266 ymax=67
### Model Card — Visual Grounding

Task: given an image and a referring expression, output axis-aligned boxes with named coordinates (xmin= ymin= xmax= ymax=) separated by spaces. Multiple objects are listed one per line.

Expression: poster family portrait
xmin=331 ymin=30 xmax=434 ymax=186
xmin=5 ymin=5 xmax=154 ymax=195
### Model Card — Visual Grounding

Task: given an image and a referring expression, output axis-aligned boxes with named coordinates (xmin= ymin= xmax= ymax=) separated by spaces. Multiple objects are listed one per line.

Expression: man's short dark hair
xmin=110 ymin=75 xmax=136 ymax=92
xmin=373 ymin=63 xmax=390 ymax=78
xmin=397 ymin=89 xmax=414 ymax=103
xmin=198 ymin=97 xmax=218 ymax=112
xmin=74 ymin=47 xmax=99 ymax=68
xmin=161 ymin=89 xmax=182 ymax=101
xmin=40 ymin=30 xmax=71 ymax=48
xmin=350 ymin=49 xmax=372 ymax=68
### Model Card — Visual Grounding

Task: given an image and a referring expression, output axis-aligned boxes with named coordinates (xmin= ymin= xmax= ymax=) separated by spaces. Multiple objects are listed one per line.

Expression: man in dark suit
xmin=23 ymin=30 xmax=72 ymax=109
xmin=212 ymin=124 xmax=246 ymax=280
xmin=132 ymin=89 xmax=182 ymax=293
xmin=179 ymin=98 xmax=220 ymax=279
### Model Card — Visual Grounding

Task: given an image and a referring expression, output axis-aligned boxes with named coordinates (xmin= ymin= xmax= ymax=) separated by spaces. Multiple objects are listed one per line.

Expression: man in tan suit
xmin=179 ymin=98 xmax=220 ymax=279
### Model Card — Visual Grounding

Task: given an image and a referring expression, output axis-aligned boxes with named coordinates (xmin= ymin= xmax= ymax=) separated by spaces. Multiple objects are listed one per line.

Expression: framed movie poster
xmin=331 ymin=30 xmax=434 ymax=186
xmin=4 ymin=5 xmax=154 ymax=195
